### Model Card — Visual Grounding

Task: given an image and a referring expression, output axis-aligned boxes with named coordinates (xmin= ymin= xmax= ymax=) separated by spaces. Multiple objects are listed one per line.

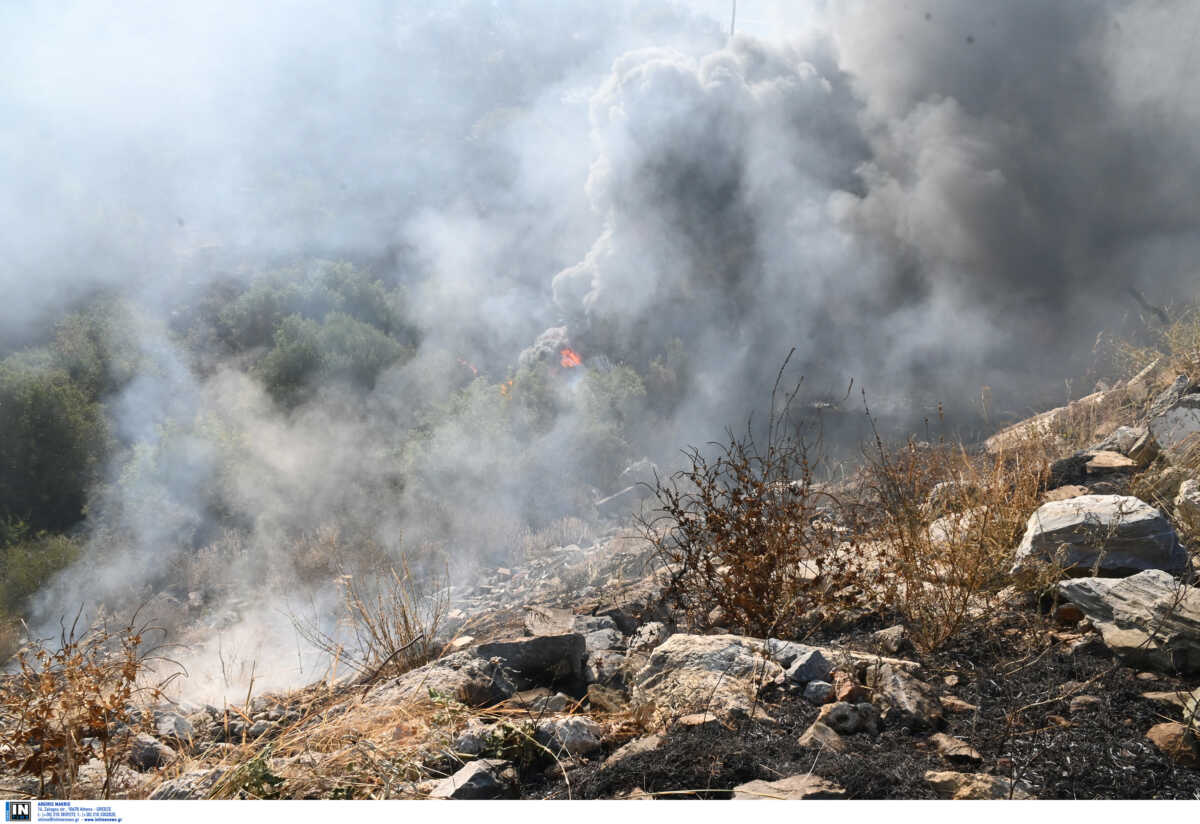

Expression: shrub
xmin=0 ymin=615 xmax=179 ymax=798
xmin=637 ymin=362 xmax=859 ymax=638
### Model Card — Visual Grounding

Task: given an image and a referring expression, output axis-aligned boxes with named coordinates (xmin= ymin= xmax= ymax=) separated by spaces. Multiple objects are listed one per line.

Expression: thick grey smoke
xmin=6 ymin=1 xmax=1200 ymax=699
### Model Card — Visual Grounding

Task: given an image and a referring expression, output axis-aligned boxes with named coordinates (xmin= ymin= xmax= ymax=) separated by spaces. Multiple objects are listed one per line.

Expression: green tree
xmin=0 ymin=356 xmax=107 ymax=531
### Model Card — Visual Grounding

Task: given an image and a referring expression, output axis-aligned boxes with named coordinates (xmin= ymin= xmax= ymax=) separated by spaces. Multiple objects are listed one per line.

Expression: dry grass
xmin=857 ymin=426 xmax=1054 ymax=652
xmin=0 ymin=612 xmax=181 ymax=798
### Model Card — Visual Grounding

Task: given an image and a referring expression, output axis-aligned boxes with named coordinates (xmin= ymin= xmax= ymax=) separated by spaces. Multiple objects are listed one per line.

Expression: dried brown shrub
xmin=637 ymin=357 xmax=861 ymax=639
xmin=0 ymin=612 xmax=180 ymax=798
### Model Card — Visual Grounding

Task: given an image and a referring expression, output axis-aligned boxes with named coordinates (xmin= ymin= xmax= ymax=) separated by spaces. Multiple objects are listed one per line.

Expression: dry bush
xmin=296 ymin=555 xmax=448 ymax=683
xmin=637 ymin=360 xmax=860 ymax=639
xmin=0 ymin=613 xmax=180 ymax=798
xmin=859 ymin=428 xmax=1052 ymax=652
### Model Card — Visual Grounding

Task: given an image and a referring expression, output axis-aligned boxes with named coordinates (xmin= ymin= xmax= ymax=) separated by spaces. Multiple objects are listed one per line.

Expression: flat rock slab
xmin=632 ymin=634 xmax=782 ymax=719
xmin=1011 ymin=495 xmax=1187 ymax=576
xmin=1058 ymin=570 xmax=1200 ymax=673
xmin=732 ymin=774 xmax=846 ymax=799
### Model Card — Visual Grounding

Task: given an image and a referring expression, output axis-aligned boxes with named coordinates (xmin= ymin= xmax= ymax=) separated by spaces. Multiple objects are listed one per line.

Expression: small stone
xmin=803 ymin=680 xmax=835 ymax=705
xmin=1054 ymin=604 xmax=1084 ymax=625
xmin=943 ymin=674 xmax=960 ymax=688
xmin=873 ymin=625 xmax=910 ymax=655
xmin=798 ymin=721 xmax=847 ymax=753
xmin=732 ymin=774 xmax=846 ymax=800
xmin=536 ymin=716 xmax=604 ymax=757
xmin=786 ymin=649 xmax=832 ymax=685
xmin=129 ymin=734 xmax=175 ymax=771
xmin=603 ymin=734 xmax=664 ymax=768
xmin=924 ymin=770 xmax=1034 ymax=800
xmin=930 ymin=733 xmax=983 ymax=766
xmin=1146 ymin=722 xmax=1200 ymax=767
xmin=817 ymin=702 xmax=862 ymax=735
xmin=939 ymin=695 xmax=979 ymax=713
xmin=430 ymin=759 xmax=519 ymax=800
xmin=832 ymin=670 xmax=866 ymax=703
xmin=1135 ymin=671 xmax=1160 ymax=681
xmin=1069 ymin=695 xmax=1104 ymax=715
xmin=453 ymin=726 xmax=487 ymax=756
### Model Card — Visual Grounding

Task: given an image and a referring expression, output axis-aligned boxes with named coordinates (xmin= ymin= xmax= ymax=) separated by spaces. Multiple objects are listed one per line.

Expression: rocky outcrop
xmin=631 ymin=634 xmax=782 ymax=719
xmin=1011 ymin=495 xmax=1187 ymax=576
xmin=1058 ymin=570 xmax=1200 ymax=673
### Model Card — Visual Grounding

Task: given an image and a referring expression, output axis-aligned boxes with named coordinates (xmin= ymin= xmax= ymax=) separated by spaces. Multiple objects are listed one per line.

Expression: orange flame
xmin=560 ymin=347 xmax=582 ymax=368
xmin=500 ymin=379 xmax=514 ymax=396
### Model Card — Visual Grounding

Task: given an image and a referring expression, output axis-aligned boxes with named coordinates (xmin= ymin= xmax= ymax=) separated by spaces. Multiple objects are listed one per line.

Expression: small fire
xmin=500 ymin=378 xmax=514 ymax=397
xmin=456 ymin=357 xmax=478 ymax=376
xmin=560 ymin=347 xmax=582 ymax=368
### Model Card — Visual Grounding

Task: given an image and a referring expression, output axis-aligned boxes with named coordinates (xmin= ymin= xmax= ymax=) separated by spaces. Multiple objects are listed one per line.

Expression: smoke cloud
xmin=4 ymin=0 xmax=1199 ymax=699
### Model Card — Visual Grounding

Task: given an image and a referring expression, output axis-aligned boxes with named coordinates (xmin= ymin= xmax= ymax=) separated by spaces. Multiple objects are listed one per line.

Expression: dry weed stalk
xmin=294 ymin=555 xmax=448 ymax=684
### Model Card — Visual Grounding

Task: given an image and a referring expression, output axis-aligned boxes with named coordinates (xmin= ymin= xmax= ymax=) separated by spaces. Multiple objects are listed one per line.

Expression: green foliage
xmin=1 ymin=532 xmax=82 ymax=617
xmin=216 ymin=260 xmax=413 ymax=352
xmin=258 ymin=312 xmax=410 ymax=405
xmin=258 ymin=316 xmax=324 ymax=405
xmin=51 ymin=300 xmax=142 ymax=399
xmin=0 ymin=356 xmax=107 ymax=532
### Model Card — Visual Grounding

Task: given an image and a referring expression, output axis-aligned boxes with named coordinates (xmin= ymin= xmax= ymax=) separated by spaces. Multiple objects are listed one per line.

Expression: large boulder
xmin=475 ymin=634 xmax=587 ymax=690
xmin=1011 ymin=495 xmax=1187 ymax=576
xmin=1058 ymin=570 xmax=1200 ymax=673
xmin=631 ymin=634 xmax=782 ymax=719
xmin=365 ymin=651 xmax=518 ymax=707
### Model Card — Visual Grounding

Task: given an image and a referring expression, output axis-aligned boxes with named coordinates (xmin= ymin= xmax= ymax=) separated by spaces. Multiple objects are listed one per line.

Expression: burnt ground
xmin=525 ymin=610 xmax=1200 ymax=800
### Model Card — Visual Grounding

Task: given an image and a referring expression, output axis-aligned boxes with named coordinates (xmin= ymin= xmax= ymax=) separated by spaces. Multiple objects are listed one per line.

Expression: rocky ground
xmin=4 ymin=363 xmax=1200 ymax=800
